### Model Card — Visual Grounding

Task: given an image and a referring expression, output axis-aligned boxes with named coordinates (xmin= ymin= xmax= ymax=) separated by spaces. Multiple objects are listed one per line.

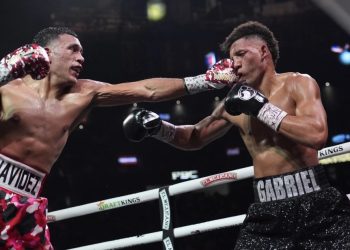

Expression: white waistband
xmin=0 ymin=154 xmax=46 ymax=198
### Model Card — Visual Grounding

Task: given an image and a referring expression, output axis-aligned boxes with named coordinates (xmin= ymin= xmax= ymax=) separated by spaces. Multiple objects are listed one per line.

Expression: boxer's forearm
xmin=158 ymin=116 xmax=232 ymax=150
xmin=136 ymin=77 xmax=187 ymax=101
xmin=93 ymin=78 xmax=186 ymax=106
xmin=278 ymin=115 xmax=327 ymax=150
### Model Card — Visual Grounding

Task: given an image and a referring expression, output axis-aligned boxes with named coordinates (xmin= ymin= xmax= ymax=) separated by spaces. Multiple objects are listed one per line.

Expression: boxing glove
xmin=224 ymin=82 xmax=287 ymax=131
xmin=184 ymin=59 xmax=238 ymax=94
xmin=0 ymin=44 xmax=50 ymax=84
xmin=123 ymin=109 xmax=176 ymax=142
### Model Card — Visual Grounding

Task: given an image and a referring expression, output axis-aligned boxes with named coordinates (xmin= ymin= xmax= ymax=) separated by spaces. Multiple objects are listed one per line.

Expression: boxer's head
xmin=33 ymin=27 xmax=83 ymax=84
xmin=221 ymin=21 xmax=279 ymax=66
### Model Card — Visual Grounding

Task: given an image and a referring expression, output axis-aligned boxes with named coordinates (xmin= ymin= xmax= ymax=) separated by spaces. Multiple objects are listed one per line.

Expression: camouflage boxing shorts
xmin=0 ymin=154 xmax=52 ymax=249
xmin=0 ymin=188 xmax=52 ymax=249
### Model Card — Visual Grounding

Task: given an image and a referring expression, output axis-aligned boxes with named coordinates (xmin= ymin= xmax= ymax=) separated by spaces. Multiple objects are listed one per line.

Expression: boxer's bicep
xmin=278 ymin=75 xmax=328 ymax=149
xmin=79 ymin=80 xmax=144 ymax=106
xmin=293 ymin=77 xmax=324 ymax=119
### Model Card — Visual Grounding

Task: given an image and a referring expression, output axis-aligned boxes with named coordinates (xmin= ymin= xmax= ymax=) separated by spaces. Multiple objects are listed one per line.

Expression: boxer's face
xmin=229 ymin=36 xmax=268 ymax=86
xmin=47 ymin=34 xmax=84 ymax=85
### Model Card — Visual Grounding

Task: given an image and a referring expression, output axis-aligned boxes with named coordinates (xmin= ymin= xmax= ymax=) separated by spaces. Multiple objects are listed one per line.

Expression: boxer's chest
xmin=0 ymin=86 xmax=90 ymax=132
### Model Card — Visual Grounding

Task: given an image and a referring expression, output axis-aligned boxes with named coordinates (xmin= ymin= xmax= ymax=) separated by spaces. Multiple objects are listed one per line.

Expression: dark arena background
xmin=1 ymin=0 xmax=350 ymax=249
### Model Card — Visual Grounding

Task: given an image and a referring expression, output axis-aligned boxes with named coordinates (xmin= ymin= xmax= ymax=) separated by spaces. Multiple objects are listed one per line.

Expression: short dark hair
xmin=220 ymin=21 xmax=279 ymax=66
xmin=32 ymin=27 xmax=78 ymax=47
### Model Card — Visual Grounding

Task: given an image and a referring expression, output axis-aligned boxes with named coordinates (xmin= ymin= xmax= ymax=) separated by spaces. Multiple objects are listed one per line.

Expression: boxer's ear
xmin=260 ymin=44 xmax=269 ymax=62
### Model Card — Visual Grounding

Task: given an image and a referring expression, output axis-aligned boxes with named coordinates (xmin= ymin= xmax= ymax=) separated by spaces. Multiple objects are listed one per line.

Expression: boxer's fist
xmin=224 ymin=82 xmax=267 ymax=116
xmin=224 ymin=82 xmax=288 ymax=131
xmin=184 ymin=59 xmax=238 ymax=94
xmin=205 ymin=59 xmax=238 ymax=87
xmin=123 ymin=109 xmax=162 ymax=142
xmin=0 ymin=44 xmax=50 ymax=84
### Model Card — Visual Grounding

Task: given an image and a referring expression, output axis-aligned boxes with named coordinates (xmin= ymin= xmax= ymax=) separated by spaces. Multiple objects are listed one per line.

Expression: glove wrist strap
xmin=183 ymin=74 xmax=212 ymax=95
xmin=153 ymin=121 xmax=176 ymax=142
xmin=257 ymin=103 xmax=287 ymax=131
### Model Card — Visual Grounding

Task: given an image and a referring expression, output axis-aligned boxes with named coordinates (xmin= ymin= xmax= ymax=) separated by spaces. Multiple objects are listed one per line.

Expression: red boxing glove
xmin=0 ymin=44 xmax=50 ymax=84
xmin=183 ymin=59 xmax=238 ymax=94
xmin=205 ymin=58 xmax=238 ymax=86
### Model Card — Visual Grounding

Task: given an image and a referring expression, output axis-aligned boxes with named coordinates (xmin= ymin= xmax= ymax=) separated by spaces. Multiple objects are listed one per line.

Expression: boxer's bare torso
xmin=223 ymin=72 xmax=325 ymax=177
xmin=0 ymin=78 xmax=95 ymax=173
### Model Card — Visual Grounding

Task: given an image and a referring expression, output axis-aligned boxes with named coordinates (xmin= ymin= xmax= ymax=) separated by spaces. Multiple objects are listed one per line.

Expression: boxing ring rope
xmin=46 ymin=142 xmax=350 ymax=249
xmin=47 ymin=166 xmax=254 ymax=223
xmin=68 ymin=214 xmax=247 ymax=250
